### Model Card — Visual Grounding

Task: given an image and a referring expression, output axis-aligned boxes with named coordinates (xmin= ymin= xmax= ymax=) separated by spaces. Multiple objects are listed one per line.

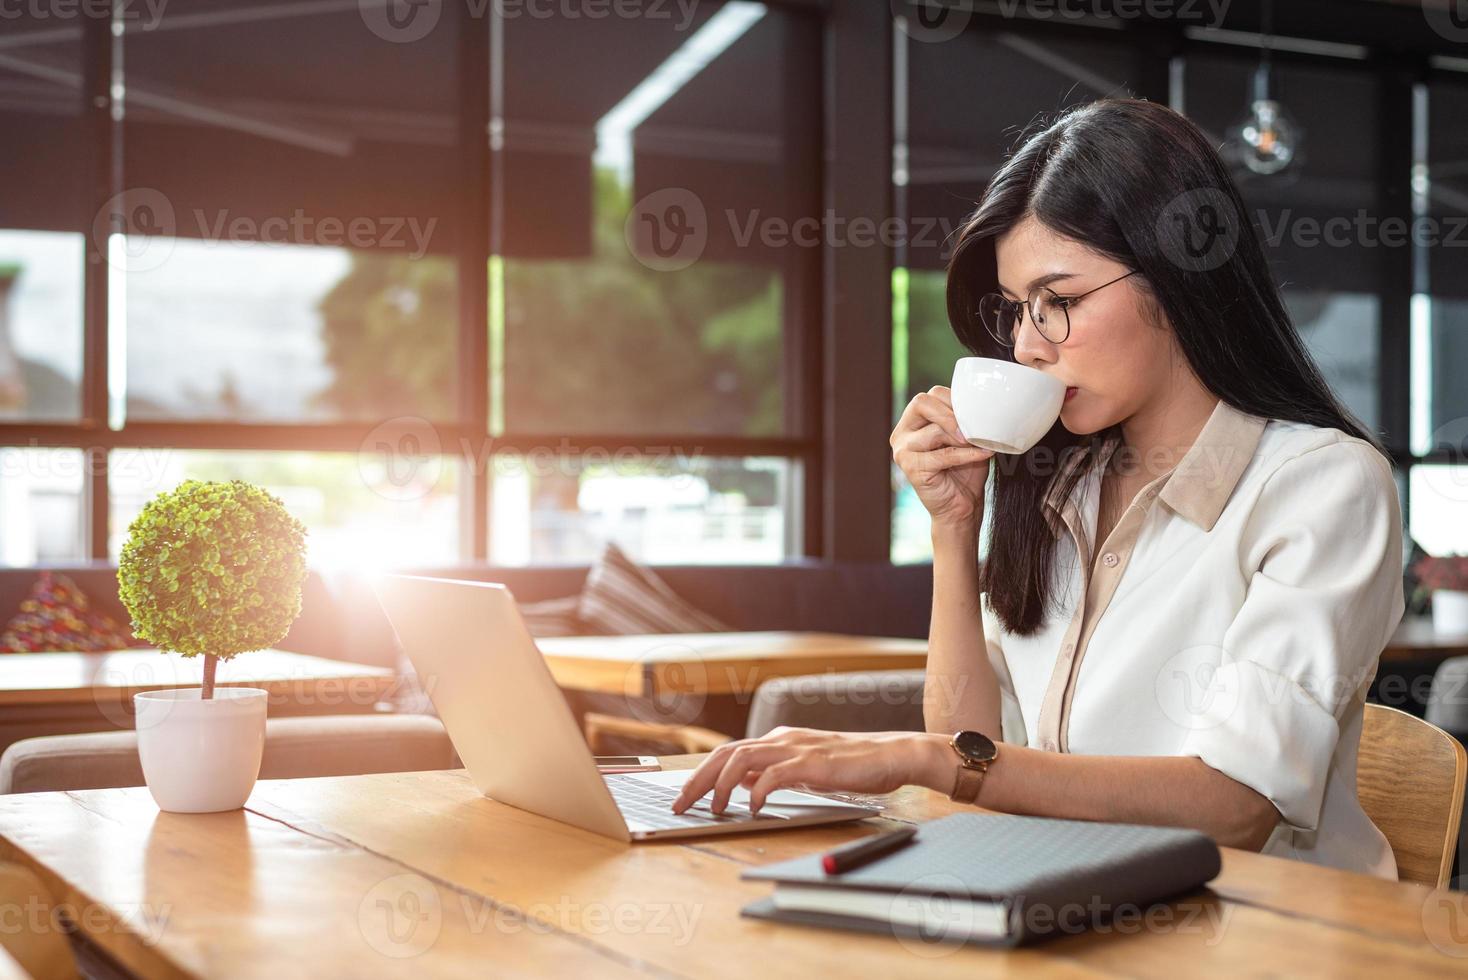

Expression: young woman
xmin=671 ymin=99 xmax=1404 ymax=878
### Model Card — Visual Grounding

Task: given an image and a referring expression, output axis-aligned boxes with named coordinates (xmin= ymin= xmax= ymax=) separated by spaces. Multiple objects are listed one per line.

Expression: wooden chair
xmin=0 ymin=862 xmax=79 ymax=980
xmin=1357 ymin=703 xmax=1467 ymax=888
xmin=582 ymin=713 xmax=731 ymax=755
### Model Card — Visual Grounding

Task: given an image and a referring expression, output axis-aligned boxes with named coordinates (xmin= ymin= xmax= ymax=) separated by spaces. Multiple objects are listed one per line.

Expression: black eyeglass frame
xmin=979 ymin=269 xmax=1141 ymax=347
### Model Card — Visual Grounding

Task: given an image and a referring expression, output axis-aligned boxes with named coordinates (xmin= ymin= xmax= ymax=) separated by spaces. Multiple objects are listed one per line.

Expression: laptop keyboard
xmin=604 ymin=775 xmax=789 ymax=831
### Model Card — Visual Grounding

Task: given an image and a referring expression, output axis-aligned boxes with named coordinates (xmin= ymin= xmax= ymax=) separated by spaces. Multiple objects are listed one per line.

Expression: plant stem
xmin=202 ymin=654 xmax=217 ymax=700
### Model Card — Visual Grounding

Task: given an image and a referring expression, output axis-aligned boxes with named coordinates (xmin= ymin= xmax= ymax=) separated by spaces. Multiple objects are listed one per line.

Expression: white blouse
xmin=981 ymin=399 xmax=1405 ymax=878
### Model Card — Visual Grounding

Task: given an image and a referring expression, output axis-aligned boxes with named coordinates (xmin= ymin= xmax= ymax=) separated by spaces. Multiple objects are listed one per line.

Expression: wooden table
xmin=1384 ymin=615 xmax=1468 ymax=665
xmin=1 ymin=756 xmax=1464 ymax=978
xmin=536 ymin=631 xmax=928 ymax=697
xmin=0 ymin=649 xmax=396 ymax=754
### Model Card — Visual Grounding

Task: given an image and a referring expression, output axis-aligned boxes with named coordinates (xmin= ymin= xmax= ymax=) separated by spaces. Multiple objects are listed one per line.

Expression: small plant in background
xmin=118 ymin=480 xmax=308 ymax=698
xmin=1412 ymin=554 xmax=1468 ymax=595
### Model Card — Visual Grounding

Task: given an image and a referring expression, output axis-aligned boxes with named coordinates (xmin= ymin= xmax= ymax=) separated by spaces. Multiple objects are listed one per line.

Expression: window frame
xmin=0 ymin=2 xmax=831 ymax=565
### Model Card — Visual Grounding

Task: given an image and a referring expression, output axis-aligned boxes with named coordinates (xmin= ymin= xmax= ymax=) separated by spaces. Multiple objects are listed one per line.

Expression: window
xmin=0 ymin=14 xmax=85 ymax=421
xmin=1410 ymin=465 xmax=1468 ymax=556
xmin=117 ymin=241 xmax=459 ymax=423
xmin=109 ymin=449 xmax=460 ymax=569
xmin=891 ymin=21 xmax=1145 ymax=562
xmin=1411 ymin=74 xmax=1468 ymax=553
xmin=2 ymin=3 xmax=823 ymax=570
xmin=0 ymin=233 xmax=83 ymax=421
xmin=493 ymin=2 xmax=814 ymax=438
xmin=116 ymin=4 xmax=462 ymax=423
xmin=481 ymin=1 xmax=818 ymax=561
xmin=490 ymin=455 xmax=794 ymax=565
xmin=0 ymin=448 xmax=87 ymax=565
xmin=1418 ymin=76 xmax=1468 ymax=449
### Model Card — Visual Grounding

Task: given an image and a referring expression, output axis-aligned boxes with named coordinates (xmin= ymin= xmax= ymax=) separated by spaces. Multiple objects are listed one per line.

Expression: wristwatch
xmin=948 ymin=730 xmax=998 ymax=804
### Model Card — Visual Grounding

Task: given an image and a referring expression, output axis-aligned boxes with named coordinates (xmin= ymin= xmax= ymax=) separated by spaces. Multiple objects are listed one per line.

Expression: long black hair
xmin=946 ymin=98 xmax=1380 ymax=637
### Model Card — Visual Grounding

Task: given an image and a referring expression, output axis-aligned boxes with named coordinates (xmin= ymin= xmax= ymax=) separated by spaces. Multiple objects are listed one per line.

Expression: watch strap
xmin=949 ymin=759 xmax=989 ymax=804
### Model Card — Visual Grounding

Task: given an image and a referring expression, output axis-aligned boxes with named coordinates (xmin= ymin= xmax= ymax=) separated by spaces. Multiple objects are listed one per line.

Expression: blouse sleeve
xmin=1175 ymin=440 xmax=1404 ymax=833
xmin=981 ymin=592 xmax=1029 ymax=747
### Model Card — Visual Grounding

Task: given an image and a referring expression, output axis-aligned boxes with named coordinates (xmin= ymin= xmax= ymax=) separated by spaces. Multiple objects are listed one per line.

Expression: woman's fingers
xmin=902 ymin=421 xmax=970 ymax=454
xmin=748 ymin=758 xmax=820 ymax=813
xmin=708 ymin=743 xmax=793 ymax=813
xmin=909 ymin=444 xmax=994 ymax=478
xmin=672 ymin=731 xmax=912 ymax=815
xmin=672 ymin=729 xmax=821 ymax=814
xmin=892 ymin=392 xmax=963 ymax=445
xmin=670 ymin=742 xmax=743 ymax=812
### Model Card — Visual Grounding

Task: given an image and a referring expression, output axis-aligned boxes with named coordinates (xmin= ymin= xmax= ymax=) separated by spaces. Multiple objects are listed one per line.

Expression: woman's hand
xmin=891 ymin=386 xmax=994 ymax=531
xmin=670 ymin=727 xmax=949 ymax=815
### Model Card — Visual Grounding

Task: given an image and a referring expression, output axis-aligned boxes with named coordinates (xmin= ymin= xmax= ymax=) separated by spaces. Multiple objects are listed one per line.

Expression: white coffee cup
xmin=950 ymin=357 xmax=1066 ymax=454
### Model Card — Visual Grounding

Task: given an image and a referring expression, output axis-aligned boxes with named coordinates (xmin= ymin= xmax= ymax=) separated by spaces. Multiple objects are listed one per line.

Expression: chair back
xmin=582 ymin=713 xmax=729 ymax=755
xmin=1358 ymin=703 xmax=1467 ymax=887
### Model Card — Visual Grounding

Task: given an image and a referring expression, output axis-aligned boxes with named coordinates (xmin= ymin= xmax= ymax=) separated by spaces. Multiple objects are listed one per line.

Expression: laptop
xmin=372 ymin=574 xmax=879 ymax=841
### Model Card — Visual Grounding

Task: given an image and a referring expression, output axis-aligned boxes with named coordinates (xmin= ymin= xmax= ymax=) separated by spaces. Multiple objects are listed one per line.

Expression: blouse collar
xmin=1041 ymin=400 xmax=1269 ymax=539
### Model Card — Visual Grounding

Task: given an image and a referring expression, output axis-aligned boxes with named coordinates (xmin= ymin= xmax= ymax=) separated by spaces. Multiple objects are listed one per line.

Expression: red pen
xmin=820 ymin=825 xmax=918 ymax=875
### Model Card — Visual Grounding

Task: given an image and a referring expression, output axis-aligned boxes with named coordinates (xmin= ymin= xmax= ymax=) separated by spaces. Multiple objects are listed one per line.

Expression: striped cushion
xmin=517 ymin=594 xmax=584 ymax=638
xmin=576 ymin=542 xmax=731 ymax=635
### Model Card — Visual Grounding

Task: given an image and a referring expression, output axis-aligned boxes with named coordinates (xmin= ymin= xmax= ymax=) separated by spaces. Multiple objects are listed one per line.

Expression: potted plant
xmin=118 ymin=479 xmax=308 ymax=813
xmin=1411 ymin=553 xmax=1468 ymax=637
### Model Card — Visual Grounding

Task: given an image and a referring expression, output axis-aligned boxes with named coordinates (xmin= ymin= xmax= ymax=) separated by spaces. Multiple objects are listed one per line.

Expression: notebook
xmin=740 ymin=812 xmax=1222 ymax=947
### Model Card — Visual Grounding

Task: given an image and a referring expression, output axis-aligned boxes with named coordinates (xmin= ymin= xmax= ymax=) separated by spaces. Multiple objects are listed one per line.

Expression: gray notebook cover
xmin=740 ymin=812 xmax=1221 ymax=946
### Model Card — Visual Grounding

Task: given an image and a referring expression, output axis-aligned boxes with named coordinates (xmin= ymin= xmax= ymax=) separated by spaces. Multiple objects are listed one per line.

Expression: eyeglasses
xmin=978 ymin=270 xmax=1140 ymax=347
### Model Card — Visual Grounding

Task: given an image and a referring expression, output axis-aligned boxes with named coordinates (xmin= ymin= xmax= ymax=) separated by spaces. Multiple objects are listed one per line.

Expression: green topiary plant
xmin=118 ymin=480 xmax=308 ymax=699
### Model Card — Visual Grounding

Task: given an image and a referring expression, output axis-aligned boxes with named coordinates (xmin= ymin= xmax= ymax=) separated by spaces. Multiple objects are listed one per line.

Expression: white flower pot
xmin=134 ymin=687 xmax=268 ymax=813
xmin=1432 ymin=590 xmax=1468 ymax=637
